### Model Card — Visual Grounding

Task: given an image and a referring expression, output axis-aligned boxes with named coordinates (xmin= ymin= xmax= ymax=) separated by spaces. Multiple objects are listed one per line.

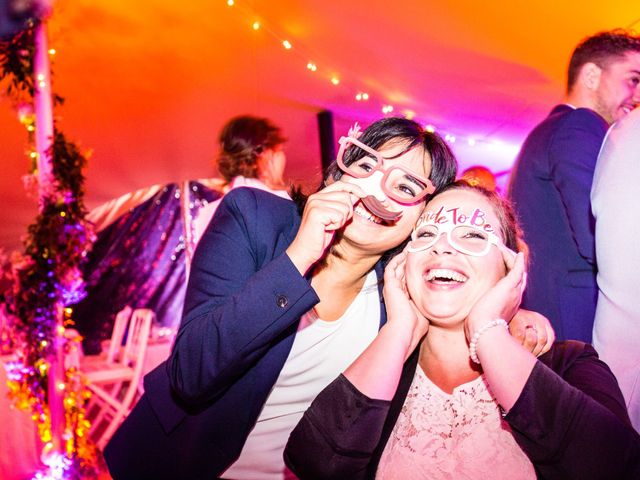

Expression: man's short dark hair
xmin=567 ymin=29 xmax=640 ymax=93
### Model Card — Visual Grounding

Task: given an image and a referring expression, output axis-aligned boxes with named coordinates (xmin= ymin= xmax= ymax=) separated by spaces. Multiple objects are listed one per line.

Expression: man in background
xmin=591 ymin=107 xmax=640 ymax=431
xmin=508 ymin=30 xmax=640 ymax=342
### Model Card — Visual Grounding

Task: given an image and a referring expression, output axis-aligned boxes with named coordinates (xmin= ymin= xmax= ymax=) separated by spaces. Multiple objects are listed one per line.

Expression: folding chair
xmin=82 ymin=308 xmax=153 ymax=450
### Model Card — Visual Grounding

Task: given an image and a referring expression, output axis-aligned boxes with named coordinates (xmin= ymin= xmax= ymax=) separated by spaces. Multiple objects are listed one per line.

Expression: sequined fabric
xmin=72 ymin=182 xmax=220 ymax=353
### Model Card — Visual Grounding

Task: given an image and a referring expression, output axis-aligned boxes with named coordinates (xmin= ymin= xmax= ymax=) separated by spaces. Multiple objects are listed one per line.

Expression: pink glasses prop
xmin=337 ymin=136 xmax=436 ymax=204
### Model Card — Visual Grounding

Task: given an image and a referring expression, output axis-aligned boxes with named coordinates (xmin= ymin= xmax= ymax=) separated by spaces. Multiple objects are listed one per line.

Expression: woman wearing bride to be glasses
xmin=285 ymin=182 xmax=640 ymax=479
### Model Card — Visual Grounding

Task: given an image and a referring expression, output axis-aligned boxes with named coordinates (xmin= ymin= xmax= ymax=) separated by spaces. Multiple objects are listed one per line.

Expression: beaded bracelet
xmin=469 ymin=319 xmax=508 ymax=364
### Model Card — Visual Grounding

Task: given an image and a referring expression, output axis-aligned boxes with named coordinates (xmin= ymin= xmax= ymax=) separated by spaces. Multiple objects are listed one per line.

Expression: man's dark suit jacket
xmin=508 ymin=104 xmax=608 ymax=342
xmin=103 ymin=187 xmax=388 ymax=479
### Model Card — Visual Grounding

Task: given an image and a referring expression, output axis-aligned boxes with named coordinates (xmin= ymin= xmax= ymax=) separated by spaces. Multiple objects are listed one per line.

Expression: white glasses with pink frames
xmin=337 ymin=136 xmax=436 ymax=204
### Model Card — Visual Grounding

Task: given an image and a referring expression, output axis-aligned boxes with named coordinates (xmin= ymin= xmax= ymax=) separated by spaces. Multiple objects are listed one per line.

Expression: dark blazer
xmin=103 ymin=187 xmax=388 ymax=479
xmin=285 ymin=342 xmax=640 ymax=479
xmin=508 ymin=105 xmax=608 ymax=342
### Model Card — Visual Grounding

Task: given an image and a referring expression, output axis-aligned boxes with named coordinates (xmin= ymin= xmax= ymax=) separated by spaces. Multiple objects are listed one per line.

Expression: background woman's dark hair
xmin=217 ymin=115 xmax=287 ymax=182
xmin=429 ymin=180 xmax=529 ymax=263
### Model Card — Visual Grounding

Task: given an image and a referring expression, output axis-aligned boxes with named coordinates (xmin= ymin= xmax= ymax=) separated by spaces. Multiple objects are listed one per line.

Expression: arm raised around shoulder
xmin=169 ymin=188 xmax=319 ymax=405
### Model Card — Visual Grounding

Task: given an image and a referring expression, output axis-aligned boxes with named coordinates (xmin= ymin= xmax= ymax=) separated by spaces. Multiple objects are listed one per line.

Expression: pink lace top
xmin=376 ymin=366 xmax=536 ymax=479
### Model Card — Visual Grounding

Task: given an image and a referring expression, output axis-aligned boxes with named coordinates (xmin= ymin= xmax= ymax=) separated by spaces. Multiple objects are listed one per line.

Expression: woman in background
xmin=192 ymin=115 xmax=291 ymax=246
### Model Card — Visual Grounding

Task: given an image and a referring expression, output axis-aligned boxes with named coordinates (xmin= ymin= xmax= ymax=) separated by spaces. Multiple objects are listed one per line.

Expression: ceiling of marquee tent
xmin=0 ymin=0 xmax=638 ymax=253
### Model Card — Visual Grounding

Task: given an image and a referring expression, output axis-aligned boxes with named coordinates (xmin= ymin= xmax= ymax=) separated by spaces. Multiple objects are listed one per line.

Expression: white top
xmin=377 ymin=367 xmax=535 ymax=480
xmin=223 ymin=270 xmax=380 ymax=480
xmin=591 ymin=107 xmax=640 ymax=431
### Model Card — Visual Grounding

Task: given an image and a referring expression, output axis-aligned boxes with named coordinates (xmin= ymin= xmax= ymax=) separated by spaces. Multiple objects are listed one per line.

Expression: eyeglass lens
xmin=411 ymin=224 xmax=491 ymax=254
xmin=342 ymin=146 xmax=430 ymax=202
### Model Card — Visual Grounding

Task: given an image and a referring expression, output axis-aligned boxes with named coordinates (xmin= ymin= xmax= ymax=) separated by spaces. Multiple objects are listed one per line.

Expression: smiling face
xmin=339 ymin=138 xmax=432 ymax=255
xmin=593 ymin=51 xmax=640 ymax=124
xmin=405 ymin=188 xmax=507 ymax=326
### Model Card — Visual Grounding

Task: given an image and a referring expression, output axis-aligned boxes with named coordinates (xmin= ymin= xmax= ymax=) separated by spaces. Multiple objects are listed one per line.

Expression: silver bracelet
xmin=469 ymin=319 xmax=508 ymax=364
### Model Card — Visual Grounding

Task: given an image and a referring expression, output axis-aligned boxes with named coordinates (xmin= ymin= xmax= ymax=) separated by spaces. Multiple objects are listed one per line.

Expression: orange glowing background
xmin=1 ymin=0 xmax=637 ymax=252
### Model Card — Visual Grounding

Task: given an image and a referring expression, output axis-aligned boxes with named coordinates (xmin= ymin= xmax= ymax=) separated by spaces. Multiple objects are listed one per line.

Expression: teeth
xmin=426 ymin=268 xmax=468 ymax=283
xmin=354 ymin=205 xmax=383 ymax=224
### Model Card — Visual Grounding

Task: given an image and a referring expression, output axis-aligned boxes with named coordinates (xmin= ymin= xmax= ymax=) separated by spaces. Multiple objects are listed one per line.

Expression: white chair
xmin=80 ymin=305 xmax=133 ymax=368
xmin=82 ymin=308 xmax=153 ymax=450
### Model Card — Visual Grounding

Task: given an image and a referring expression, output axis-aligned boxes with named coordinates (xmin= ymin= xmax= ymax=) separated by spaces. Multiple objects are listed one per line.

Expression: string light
xmin=36 ymin=73 xmax=46 ymax=88
xmin=403 ymin=109 xmax=415 ymax=120
xmin=48 ymin=48 xmax=56 ymax=55
xmin=225 ymin=1 xmax=513 ymax=152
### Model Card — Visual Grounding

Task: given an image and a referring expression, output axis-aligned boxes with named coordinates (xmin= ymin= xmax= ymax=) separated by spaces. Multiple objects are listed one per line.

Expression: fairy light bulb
xmin=282 ymin=40 xmax=292 ymax=50
xmin=306 ymin=62 xmax=317 ymax=72
xmin=227 ymin=0 xmax=234 ymax=6
xmin=425 ymin=124 xmax=436 ymax=133
xmin=330 ymin=76 xmax=340 ymax=85
xmin=252 ymin=21 xmax=260 ymax=30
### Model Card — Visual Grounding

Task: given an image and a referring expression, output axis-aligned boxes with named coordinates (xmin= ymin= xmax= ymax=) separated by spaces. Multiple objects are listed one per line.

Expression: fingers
xmin=501 ymin=251 xmax=526 ymax=294
xmin=498 ymin=243 xmax=518 ymax=271
xmin=306 ymin=193 xmax=355 ymax=231
xmin=384 ymin=252 xmax=408 ymax=290
xmin=319 ymin=179 xmax=367 ymax=202
xmin=510 ymin=309 xmax=555 ymax=357
xmin=531 ymin=324 xmax=548 ymax=356
xmin=520 ymin=324 xmax=551 ymax=357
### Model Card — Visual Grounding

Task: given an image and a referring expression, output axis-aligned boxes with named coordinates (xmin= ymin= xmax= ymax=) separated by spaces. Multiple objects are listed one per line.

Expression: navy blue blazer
xmin=508 ymin=105 xmax=608 ymax=342
xmin=104 ymin=187 xmax=388 ymax=479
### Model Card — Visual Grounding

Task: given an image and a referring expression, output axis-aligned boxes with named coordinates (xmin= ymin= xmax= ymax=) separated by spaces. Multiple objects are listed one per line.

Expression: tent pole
xmin=34 ymin=19 xmax=64 ymax=456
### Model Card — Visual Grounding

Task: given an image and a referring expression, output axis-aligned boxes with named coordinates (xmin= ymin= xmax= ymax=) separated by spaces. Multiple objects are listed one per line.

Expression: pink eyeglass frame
xmin=336 ymin=136 xmax=436 ymax=203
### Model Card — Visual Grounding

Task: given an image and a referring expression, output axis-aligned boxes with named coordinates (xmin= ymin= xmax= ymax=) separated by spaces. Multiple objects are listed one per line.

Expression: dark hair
xmin=325 ymin=117 xmax=457 ymax=191
xmin=428 ymin=180 xmax=529 ymax=263
xmin=217 ymin=115 xmax=287 ymax=182
xmin=567 ymin=29 xmax=640 ymax=93
xmin=323 ymin=117 xmax=459 ymax=267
